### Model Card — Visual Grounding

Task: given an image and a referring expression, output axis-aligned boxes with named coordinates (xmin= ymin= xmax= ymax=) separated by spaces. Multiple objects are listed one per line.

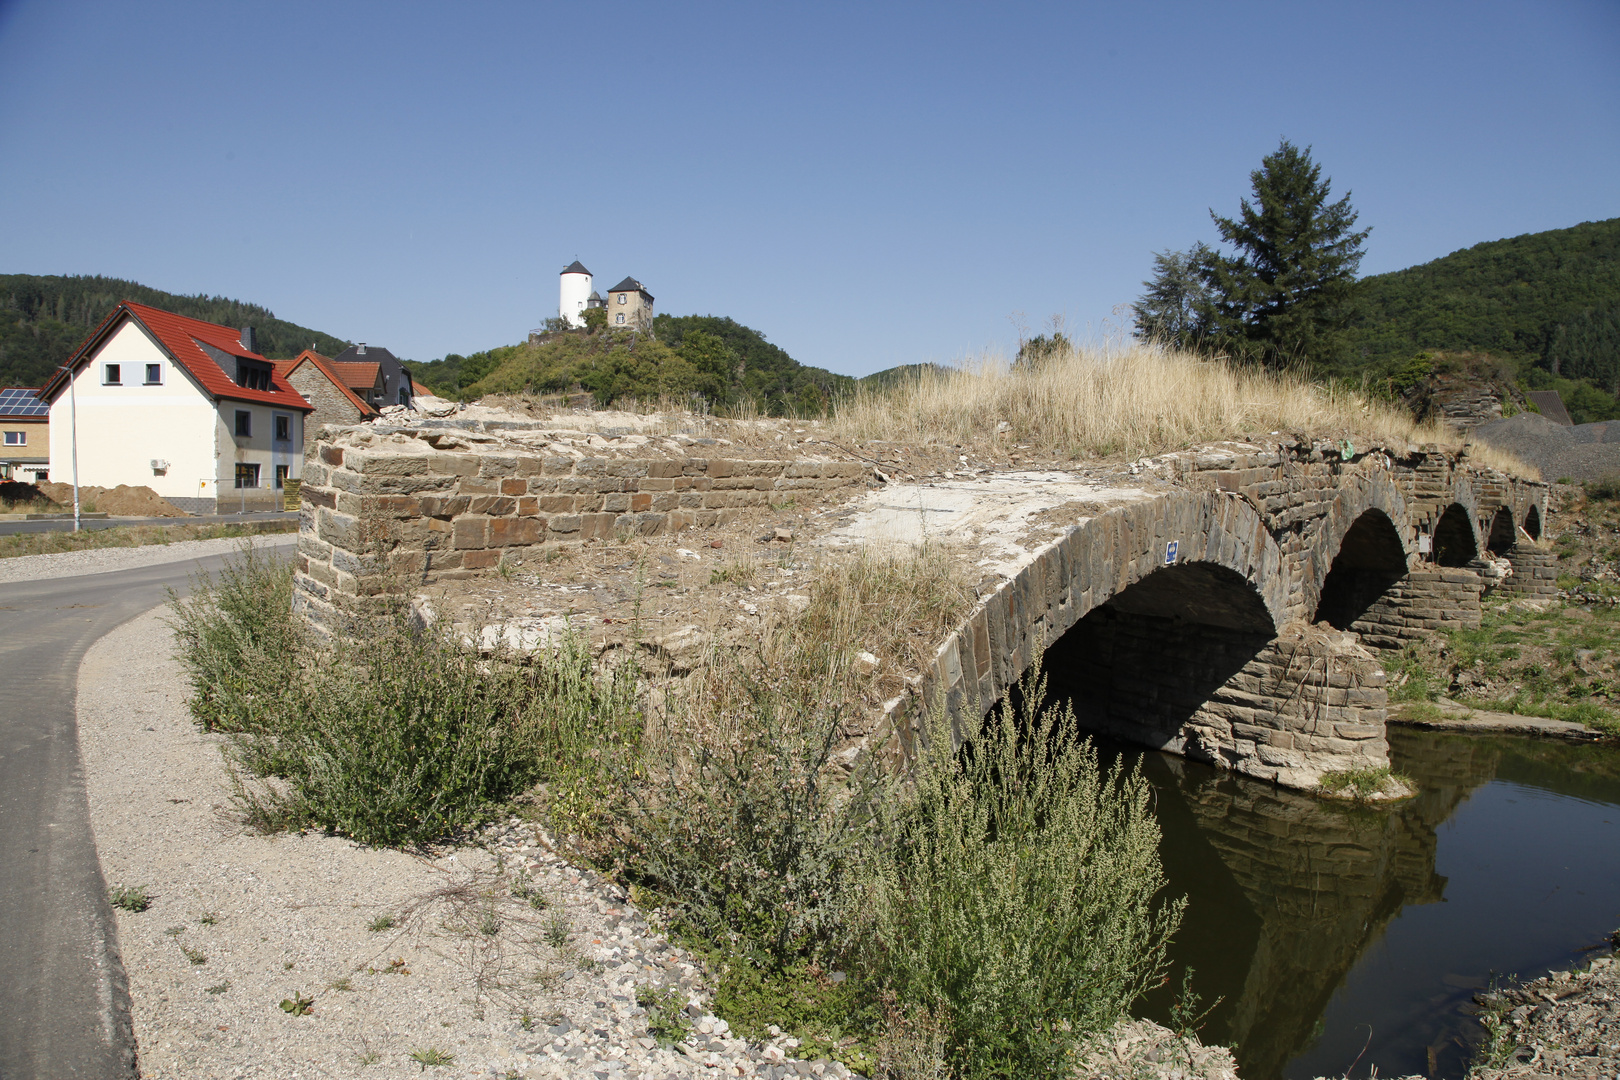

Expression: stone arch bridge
xmin=294 ymin=422 xmax=1550 ymax=792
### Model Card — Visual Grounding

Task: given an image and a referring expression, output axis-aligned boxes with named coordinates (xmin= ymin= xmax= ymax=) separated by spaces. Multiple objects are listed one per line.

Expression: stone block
xmin=489 ymin=517 xmax=542 ymax=547
xmin=468 ymin=495 xmax=516 ymax=515
xmin=452 ymin=516 xmax=489 ymax=549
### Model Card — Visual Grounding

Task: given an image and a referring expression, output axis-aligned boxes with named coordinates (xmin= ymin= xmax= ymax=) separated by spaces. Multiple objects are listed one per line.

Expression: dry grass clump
xmin=830 ymin=341 xmax=1536 ymax=477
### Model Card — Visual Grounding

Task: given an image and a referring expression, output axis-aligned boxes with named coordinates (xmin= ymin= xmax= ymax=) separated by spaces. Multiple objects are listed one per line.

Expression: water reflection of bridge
xmin=1134 ymin=732 xmax=1507 ymax=1080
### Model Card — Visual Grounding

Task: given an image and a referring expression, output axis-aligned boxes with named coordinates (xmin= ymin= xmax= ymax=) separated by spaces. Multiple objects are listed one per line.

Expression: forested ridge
xmin=1344 ymin=217 xmax=1620 ymax=381
xmin=0 ymin=274 xmax=350 ymax=388
xmin=406 ymin=314 xmax=856 ymax=415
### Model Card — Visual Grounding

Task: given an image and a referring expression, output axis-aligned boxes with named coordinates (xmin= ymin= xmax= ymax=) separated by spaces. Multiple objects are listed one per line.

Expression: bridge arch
xmin=1313 ymin=508 xmax=1409 ymax=630
xmin=1433 ymin=502 xmax=1480 ymax=566
xmin=1486 ymin=506 xmax=1517 ymax=554
xmin=1303 ymin=472 xmax=1412 ymax=623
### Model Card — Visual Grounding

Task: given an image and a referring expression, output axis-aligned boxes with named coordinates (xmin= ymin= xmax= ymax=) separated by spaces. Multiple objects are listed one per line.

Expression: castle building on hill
xmin=556 ymin=262 xmax=651 ymax=331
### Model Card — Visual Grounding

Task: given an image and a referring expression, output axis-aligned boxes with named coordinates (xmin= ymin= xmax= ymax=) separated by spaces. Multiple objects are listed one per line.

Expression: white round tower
xmin=559 ymin=261 xmax=592 ymax=328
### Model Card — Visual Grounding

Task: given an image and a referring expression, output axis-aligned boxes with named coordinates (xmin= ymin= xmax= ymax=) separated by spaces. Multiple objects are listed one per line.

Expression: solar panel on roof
xmin=0 ymin=388 xmax=49 ymax=417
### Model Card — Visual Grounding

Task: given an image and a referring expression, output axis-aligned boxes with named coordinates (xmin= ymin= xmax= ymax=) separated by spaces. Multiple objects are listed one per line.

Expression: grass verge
xmin=0 ymin=519 xmax=296 ymax=559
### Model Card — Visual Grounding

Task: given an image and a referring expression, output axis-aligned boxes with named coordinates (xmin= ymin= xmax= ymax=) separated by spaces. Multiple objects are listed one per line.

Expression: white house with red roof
xmin=38 ymin=302 xmax=315 ymax=513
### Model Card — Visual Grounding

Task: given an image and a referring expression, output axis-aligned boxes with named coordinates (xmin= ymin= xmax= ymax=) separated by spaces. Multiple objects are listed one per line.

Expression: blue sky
xmin=1 ymin=1 xmax=1615 ymax=377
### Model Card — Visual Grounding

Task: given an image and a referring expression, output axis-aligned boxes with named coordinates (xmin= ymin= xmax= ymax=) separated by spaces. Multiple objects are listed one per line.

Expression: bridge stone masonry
xmin=294 ymin=415 xmax=1549 ymax=795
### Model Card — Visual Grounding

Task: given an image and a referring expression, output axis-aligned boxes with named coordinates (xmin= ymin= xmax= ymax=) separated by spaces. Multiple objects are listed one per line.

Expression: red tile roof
xmin=40 ymin=302 xmax=314 ymax=411
xmin=327 ymin=361 xmax=382 ymax=391
xmin=280 ymin=350 xmax=379 ymax=418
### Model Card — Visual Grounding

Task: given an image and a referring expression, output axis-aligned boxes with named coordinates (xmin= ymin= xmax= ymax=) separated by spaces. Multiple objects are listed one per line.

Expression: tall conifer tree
xmin=1203 ymin=139 xmax=1370 ymax=368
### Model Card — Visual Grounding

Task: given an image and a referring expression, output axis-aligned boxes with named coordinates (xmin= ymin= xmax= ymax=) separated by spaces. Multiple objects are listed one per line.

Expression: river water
xmin=1113 ymin=729 xmax=1620 ymax=1080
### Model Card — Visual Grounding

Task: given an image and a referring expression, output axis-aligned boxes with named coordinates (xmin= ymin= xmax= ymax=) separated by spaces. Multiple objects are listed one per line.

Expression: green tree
xmin=1201 ymin=140 xmax=1369 ymax=368
xmin=1131 ymin=244 xmax=1216 ymax=349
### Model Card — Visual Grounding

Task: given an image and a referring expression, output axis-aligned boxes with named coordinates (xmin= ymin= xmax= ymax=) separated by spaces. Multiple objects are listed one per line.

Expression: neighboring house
xmin=0 ymin=387 xmax=49 ymax=483
xmin=606 ymin=276 xmax=654 ymax=330
xmin=274 ymin=350 xmax=379 ymax=452
xmin=38 ymin=302 xmax=314 ymax=513
xmin=328 ymin=343 xmax=415 ymax=408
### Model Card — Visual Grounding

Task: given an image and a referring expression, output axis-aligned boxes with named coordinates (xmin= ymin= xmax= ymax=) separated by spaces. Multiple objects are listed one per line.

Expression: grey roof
xmin=608 ymin=277 xmax=653 ymax=301
xmin=561 ymin=261 xmax=591 ymax=276
xmin=1525 ymin=390 xmax=1574 ymax=426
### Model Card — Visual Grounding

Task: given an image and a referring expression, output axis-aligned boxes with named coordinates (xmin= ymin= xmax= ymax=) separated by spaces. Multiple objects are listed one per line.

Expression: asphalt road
xmin=0 ymin=550 xmax=255 ymax=1078
xmin=0 ymin=512 xmax=297 ymax=536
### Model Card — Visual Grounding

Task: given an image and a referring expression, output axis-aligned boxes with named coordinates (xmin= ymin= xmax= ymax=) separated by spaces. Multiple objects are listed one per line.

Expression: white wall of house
xmin=47 ymin=320 xmax=303 ymax=506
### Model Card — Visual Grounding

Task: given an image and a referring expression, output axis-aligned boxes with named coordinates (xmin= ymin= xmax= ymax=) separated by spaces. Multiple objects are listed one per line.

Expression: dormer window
xmin=236 ymin=359 xmax=273 ymax=391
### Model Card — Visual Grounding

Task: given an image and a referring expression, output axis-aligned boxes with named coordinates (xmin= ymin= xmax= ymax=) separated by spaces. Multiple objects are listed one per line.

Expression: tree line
xmin=1132 ymin=148 xmax=1620 ymax=406
xmin=0 ymin=274 xmax=350 ymax=388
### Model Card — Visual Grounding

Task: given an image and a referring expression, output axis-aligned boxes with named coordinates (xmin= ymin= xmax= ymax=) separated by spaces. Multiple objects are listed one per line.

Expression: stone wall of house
xmin=286 ymin=366 xmax=368 ymax=455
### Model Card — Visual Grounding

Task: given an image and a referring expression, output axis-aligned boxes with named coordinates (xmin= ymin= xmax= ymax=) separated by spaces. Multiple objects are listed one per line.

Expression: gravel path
xmin=0 ymin=533 xmax=297 ymax=584
xmin=79 ymin=606 xmax=856 ymax=1079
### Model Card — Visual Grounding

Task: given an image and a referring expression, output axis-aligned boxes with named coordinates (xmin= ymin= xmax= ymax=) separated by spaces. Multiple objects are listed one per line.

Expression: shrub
xmin=167 ymin=542 xmax=300 ymax=732
xmin=612 ymin=683 xmax=883 ymax=965
xmin=853 ymin=676 xmax=1183 ymax=1078
xmin=170 ymin=547 xmax=640 ymax=846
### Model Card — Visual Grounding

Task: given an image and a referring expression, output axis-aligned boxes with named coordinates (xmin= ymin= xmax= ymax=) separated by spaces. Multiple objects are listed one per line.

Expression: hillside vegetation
xmin=0 ymin=274 xmax=350 ymax=388
xmin=407 ymin=314 xmax=854 ymax=415
xmin=1345 ymin=217 xmax=1620 ymax=380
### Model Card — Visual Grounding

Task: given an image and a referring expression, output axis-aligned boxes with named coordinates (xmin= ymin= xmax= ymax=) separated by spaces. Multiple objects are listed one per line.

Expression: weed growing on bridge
xmin=829 ymin=340 xmax=1533 ymax=476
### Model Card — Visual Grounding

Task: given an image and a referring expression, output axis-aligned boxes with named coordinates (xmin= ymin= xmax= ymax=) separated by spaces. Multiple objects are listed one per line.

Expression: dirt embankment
xmin=37 ymin=482 xmax=188 ymax=517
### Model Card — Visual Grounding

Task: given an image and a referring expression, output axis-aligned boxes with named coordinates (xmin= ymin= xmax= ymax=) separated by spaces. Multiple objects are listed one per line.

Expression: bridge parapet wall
xmin=293 ymin=424 xmax=867 ymax=634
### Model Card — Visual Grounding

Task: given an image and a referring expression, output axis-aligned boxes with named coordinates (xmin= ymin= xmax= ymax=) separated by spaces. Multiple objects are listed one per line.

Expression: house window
xmin=273 ymin=414 xmax=291 ymax=441
xmin=234 ymin=463 xmax=260 ymax=489
xmin=235 ymin=360 xmax=272 ymax=391
xmin=144 ymin=363 xmax=162 ymax=385
xmin=235 ymin=410 xmax=252 ymax=437
xmin=617 ymin=293 xmax=626 ymax=304
xmin=3 ymin=431 xmax=23 ymax=446
xmin=103 ymin=363 xmax=121 ymax=385
xmin=615 ymin=312 xmax=625 ymax=324
xmin=275 ymin=464 xmax=290 ymax=489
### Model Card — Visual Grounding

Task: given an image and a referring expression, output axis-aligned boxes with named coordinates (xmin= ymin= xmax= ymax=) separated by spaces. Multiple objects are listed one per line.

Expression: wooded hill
xmin=0 ymin=274 xmax=350 ymax=388
xmin=407 ymin=314 xmax=856 ymax=415
xmin=1344 ymin=218 xmax=1620 ymax=383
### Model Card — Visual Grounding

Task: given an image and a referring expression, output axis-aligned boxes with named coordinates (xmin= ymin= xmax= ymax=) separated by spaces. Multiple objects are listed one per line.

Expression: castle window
xmin=616 ymin=313 xmax=625 ymax=324
xmin=618 ymin=293 xmax=626 ymax=304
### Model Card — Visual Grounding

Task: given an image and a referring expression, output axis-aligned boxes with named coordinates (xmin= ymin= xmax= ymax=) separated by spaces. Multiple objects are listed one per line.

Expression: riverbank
xmin=1472 ymin=936 xmax=1620 ymax=1080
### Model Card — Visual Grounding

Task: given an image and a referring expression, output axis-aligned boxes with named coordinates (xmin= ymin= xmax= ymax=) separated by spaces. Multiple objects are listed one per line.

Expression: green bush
xmin=167 ymin=542 xmax=301 ymax=733
xmin=613 ymin=685 xmax=883 ymax=964
xmin=853 ymin=677 xmax=1183 ymax=1078
xmin=169 ymin=547 xmax=639 ymax=846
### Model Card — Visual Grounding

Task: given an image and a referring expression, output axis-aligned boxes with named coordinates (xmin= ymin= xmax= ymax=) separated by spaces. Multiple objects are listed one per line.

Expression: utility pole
xmin=57 ymin=360 xmax=81 ymax=533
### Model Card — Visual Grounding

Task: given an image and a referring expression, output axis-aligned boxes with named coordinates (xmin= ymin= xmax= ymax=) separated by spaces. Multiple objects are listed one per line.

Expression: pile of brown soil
xmin=37 ymin=482 xmax=188 ymax=517
xmin=1 ymin=481 xmax=63 ymax=510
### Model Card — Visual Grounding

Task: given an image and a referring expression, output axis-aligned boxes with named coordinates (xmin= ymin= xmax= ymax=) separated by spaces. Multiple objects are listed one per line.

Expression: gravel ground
xmin=79 ymin=606 xmax=857 ymax=1079
xmin=1471 ymin=413 xmax=1620 ymax=483
xmin=0 ymin=533 xmax=297 ymax=584
xmin=1472 ymin=949 xmax=1620 ymax=1080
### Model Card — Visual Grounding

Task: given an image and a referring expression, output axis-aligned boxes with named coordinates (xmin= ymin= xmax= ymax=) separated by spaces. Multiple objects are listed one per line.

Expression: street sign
xmin=1165 ymin=540 xmax=1178 ymax=565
